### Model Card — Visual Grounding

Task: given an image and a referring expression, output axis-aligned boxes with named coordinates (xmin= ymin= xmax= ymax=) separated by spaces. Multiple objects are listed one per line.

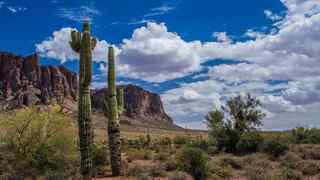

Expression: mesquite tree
xmin=105 ymin=46 xmax=123 ymax=176
xmin=70 ymin=21 xmax=96 ymax=180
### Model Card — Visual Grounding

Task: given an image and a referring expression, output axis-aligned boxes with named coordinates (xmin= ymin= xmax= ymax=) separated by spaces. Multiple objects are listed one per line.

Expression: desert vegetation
xmin=1 ymin=99 xmax=320 ymax=179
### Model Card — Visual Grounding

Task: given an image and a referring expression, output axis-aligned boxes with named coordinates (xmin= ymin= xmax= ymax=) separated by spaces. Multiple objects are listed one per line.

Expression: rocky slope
xmin=0 ymin=52 xmax=78 ymax=109
xmin=0 ymin=51 xmax=177 ymax=129
xmin=91 ymin=85 xmax=174 ymax=128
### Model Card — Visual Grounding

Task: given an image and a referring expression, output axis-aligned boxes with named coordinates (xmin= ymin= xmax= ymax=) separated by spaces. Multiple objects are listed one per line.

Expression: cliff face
xmin=0 ymin=51 xmax=175 ymax=128
xmin=91 ymin=85 xmax=174 ymax=127
xmin=0 ymin=52 xmax=78 ymax=109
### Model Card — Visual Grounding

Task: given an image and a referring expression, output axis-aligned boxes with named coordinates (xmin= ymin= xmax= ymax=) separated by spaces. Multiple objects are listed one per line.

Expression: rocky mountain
xmin=0 ymin=51 xmax=176 ymax=129
xmin=91 ymin=85 xmax=174 ymax=128
xmin=0 ymin=52 xmax=78 ymax=110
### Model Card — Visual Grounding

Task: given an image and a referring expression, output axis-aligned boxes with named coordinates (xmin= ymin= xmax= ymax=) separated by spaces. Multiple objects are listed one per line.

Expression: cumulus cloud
xmin=118 ymin=22 xmax=202 ymax=82
xmin=36 ymin=27 xmax=117 ymax=63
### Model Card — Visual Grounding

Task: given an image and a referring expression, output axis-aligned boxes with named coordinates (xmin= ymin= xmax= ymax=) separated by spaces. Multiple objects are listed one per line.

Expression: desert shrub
xmin=162 ymin=158 xmax=178 ymax=171
xmin=236 ymin=131 xmax=263 ymax=154
xmin=207 ymin=160 xmax=233 ymax=179
xmin=188 ymin=137 xmax=210 ymax=151
xmin=168 ymin=171 xmax=189 ymax=180
xmin=127 ymin=136 xmax=151 ymax=149
xmin=0 ymin=106 xmax=78 ymax=178
xmin=149 ymin=164 xmax=166 ymax=177
xmin=219 ymin=155 xmax=242 ymax=170
xmin=207 ymin=146 xmax=219 ymax=155
xmin=127 ymin=164 xmax=145 ymax=177
xmin=299 ymin=145 xmax=320 ymax=160
xmin=280 ymin=168 xmax=303 ymax=180
xmin=92 ymin=142 xmax=109 ymax=175
xmin=261 ymin=138 xmax=288 ymax=158
xmin=126 ymin=149 xmax=154 ymax=161
xmin=297 ymin=160 xmax=320 ymax=176
xmin=173 ymin=136 xmax=189 ymax=145
xmin=245 ymin=166 xmax=270 ymax=180
xmin=214 ymin=124 xmax=241 ymax=153
xmin=143 ymin=150 xmax=154 ymax=160
xmin=291 ymin=127 xmax=320 ymax=144
xmin=154 ymin=151 xmax=170 ymax=161
xmin=280 ymin=152 xmax=301 ymax=169
xmin=177 ymin=147 xmax=208 ymax=180
xmin=157 ymin=137 xmax=172 ymax=146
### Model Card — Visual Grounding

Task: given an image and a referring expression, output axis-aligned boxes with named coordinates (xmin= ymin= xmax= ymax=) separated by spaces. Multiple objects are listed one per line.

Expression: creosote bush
xmin=0 ymin=106 xmax=78 ymax=178
xmin=177 ymin=147 xmax=208 ymax=180
xmin=261 ymin=138 xmax=289 ymax=158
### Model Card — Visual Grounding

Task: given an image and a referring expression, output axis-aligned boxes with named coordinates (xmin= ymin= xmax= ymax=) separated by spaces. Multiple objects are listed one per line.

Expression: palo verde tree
xmin=206 ymin=93 xmax=265 ymax=152
xmin=70 ymin=20 xmax=97 ymax=180
xmin=104 ymin=46 xmax=124 ymax=176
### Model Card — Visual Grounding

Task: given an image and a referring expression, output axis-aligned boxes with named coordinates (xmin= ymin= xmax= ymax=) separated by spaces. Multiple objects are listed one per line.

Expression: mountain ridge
xmin=0 ymin=51 xmax=178 ymax=129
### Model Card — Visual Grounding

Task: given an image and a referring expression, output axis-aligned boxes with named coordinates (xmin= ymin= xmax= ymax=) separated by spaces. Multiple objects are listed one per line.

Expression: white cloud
xmin=264 ymin=10 xmax=283 ymax=21
xmin=212 ymin=32 xmax=232 ymax=44
xmin=118 ymin=22 xmax=202 ymax=82
xmin=0 ymin=1 xmax=4 ymax=8
xmin=144 ymin=4 xmax=175 ymax=17
xmin=7 ymin=6 xmax=27 ymax=13
xmin=128 ymin=19 xmax=153 ymax=25
xmin=57 ymin=5 xmax=101 ymax=22
xmin=35 ymin=27 xmax=117 ymax=63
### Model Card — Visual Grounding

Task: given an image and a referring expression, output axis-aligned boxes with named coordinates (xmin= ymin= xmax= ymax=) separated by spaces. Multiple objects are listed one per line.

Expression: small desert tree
xmin=206 ymin=93 xmax=265 ymax=153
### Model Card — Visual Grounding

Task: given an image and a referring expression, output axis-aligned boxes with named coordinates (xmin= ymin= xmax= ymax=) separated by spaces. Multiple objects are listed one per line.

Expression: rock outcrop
xmin=0 ymin=52 xmax=78 ymax=109
xmin=91 ymin=85 xmax=174 ymax=128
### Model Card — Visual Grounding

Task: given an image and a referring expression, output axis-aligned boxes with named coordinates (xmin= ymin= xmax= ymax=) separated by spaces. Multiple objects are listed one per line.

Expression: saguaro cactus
xmin=105 ymin=46 xmax=123 ymax=176
xmin=70 ymin=20 xmax=96 ymax=180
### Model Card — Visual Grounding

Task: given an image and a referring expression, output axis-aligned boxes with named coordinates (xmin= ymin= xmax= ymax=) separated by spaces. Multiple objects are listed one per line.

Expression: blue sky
xmin=1 ymin=0 xmax=320 ymax=130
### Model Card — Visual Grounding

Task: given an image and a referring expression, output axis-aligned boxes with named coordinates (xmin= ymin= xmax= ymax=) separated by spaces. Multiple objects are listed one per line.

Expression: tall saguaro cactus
xmin=70 ymin=21 xmax=96 ymax=180
xmin=105 ymin=46 xmax=123 ymax=176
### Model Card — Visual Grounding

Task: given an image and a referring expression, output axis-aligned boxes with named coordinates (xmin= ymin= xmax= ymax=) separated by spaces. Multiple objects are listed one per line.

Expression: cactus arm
xmin=70 ymin=30 xmax=81 ymax=53
xmin=117 ymin=88 xmax=124 ymax=115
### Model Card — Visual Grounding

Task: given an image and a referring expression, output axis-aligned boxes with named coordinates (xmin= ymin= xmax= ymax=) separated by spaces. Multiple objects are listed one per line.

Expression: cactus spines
xmin=105 ymin=46 xmax=122 ymax=176
xmin=70 ymin=20 xmax=96 ymax=180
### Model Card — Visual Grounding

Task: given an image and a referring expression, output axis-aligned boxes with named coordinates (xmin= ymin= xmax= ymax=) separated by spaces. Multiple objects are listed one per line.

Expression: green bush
xmin=177 ymin=147 xmax=208 ymax=180
xmin=216 ymin=127 xmax=240 ymax=153
xmin=92 ymin=142 xmax=109 ymax=175
xmin=0 ymin=106 xmax=79 ymax=178
xmin=291 ymin=127 xmax=320 ymax=144
xmin=236 ymin=131 xmax=263 ymax=154
xmin=261 ymin=138 xmax=288 ymax=158
xmin=173 ymin=136 xmax=189 ymax=145
xmin=188 ymin=138 xmax=210 ymax=151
